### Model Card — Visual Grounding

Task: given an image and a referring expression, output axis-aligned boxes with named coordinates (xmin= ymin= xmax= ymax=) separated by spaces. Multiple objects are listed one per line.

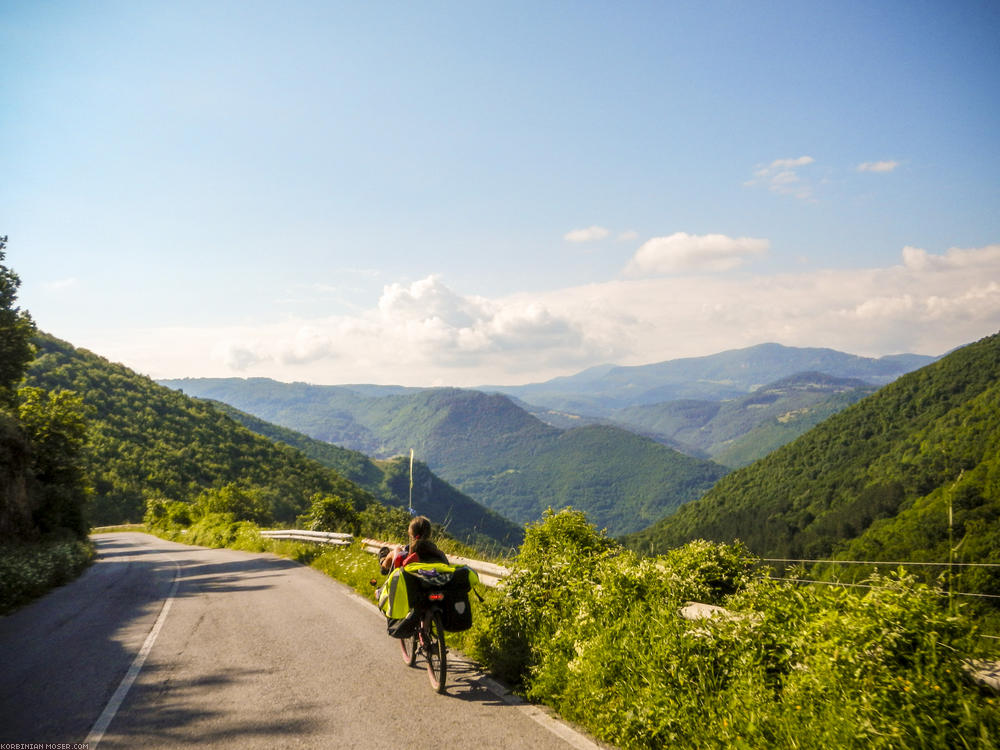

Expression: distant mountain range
xmin=160 ymin=381 xmax=729 ymax=536
xmin=480 ymin=343 xmax=937 ymax=415
xmin=162 ymin=343 xmax=939 ymax=535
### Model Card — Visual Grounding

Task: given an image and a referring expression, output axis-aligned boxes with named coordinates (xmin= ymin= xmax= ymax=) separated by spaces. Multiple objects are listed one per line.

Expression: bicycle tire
xmin=400 ymin=630 xmax=418 ymax=666
xmin=423 ymin=609 xmax=447 ymax=693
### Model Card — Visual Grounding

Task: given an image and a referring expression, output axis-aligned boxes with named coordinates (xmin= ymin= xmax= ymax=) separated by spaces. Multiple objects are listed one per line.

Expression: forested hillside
xmin=209 ymin=401 xmax=523 ymax=545
xmin=25 ymin=334 xmax=377 ymax=526
xmin=625 ymin=332 xmax=1000 ymax=580
xmin=164 ymin=379 xmax=730 ymax=536
xmin=611 ymin=372 xmax=877 ymax=467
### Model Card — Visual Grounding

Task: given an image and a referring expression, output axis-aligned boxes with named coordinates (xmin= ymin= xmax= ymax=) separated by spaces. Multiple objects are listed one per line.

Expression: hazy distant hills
xmin=162 ymin=343 xmax=939 ymax=535
xmin=481 ymin=343 xmax=937 ymax=415
xmin=611 ymin=372 xmax=879 ymax=468
xmin=161 ymin=380 xmax=729 ymax=536
xmin=623 ymin=331 xmax=1000 ymax=571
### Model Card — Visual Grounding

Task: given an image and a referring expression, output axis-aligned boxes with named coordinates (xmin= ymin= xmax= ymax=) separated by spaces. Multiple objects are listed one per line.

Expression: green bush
xmin=468 ymin=508 xmax=998 ymax=750
xmin=0 ymin=540 xmax=95 ymax=613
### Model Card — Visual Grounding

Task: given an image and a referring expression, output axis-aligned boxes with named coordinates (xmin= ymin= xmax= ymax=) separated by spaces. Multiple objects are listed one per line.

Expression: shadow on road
xmin=98 ymin=666 xmax=324 ymax=749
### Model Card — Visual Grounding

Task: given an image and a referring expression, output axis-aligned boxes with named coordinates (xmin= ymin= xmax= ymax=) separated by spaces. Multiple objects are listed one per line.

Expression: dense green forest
xmin=208 ymin=401 xmax=523 ymax=546
xmin=0 ymin=242 xmax=94 ymax=611
xmin=625 ymin=331 xmax=1000 ymax=604
xmin=164 ymin=379 xmax=730 ymax=535
xmin=24 ymin=334 xmax=379 ymax=527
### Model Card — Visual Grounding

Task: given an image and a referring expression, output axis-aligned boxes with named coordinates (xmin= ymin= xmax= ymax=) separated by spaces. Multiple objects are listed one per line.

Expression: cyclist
xmin=379 ymin=515 xmax=448 ymax=574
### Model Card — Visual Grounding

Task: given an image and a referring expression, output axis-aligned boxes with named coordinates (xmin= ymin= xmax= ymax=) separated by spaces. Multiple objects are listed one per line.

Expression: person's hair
xmin=408 ymin=515 xmax=432 ymax=541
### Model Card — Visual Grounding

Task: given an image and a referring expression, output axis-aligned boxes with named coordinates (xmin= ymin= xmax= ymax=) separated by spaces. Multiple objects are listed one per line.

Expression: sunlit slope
xmin=25 ymin=334 xmax=376 ymax=526
xmin=624 ymin=331 xmax=1000 ymax=560
xmin=163 ymin=380 xmax=729 ymax=536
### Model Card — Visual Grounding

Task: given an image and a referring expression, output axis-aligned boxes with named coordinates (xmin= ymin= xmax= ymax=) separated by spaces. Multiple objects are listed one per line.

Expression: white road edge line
xmin=84 ymin=556 xmax=181 ymax=749
xmin=475 ymin=675 xmax=607 ymax=750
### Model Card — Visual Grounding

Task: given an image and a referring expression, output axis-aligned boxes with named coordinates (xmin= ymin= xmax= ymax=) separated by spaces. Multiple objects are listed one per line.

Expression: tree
xmin=17 ymin=386 xmax=91 ymax=537
xmin=299 ymin=492 xmax=359 ymax=534
xmin=193 ymin=483 xmax=273 ymax=526
xmin=0 ymin=237 xmax=37 ymax=407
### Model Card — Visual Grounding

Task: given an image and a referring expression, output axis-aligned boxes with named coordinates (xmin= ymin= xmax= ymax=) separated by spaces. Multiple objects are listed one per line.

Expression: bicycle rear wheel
xmin=423 ymin=609 xmax=447 ymax=693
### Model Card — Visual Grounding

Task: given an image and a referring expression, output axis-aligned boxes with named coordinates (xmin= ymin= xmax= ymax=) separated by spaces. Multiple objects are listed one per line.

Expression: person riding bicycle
xmin=378 ymin=515 xmax=448 ymax=574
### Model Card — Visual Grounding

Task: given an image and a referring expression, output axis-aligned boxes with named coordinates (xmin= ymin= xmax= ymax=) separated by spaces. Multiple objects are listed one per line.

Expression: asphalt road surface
xmin=0 ymin=532 xmax=604 ymax=749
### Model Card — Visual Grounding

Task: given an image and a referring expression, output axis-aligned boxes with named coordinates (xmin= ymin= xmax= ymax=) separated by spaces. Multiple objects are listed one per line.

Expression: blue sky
xmin=3 ymin=1 xmax=999 ymax=385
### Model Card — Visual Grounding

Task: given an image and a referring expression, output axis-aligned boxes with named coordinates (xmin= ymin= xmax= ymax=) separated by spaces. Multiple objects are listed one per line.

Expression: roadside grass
xmin=0 ymin=539 xmax=96 ymax=614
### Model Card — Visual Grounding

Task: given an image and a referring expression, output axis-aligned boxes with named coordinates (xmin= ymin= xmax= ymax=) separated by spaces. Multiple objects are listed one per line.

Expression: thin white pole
xmin=408 ymin=448 xmax=414 ymax=516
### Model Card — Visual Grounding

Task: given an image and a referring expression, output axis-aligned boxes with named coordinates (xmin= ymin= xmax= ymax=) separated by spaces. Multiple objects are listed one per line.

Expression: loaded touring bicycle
xmin=375 ymin=561 xmax=482 ymax=693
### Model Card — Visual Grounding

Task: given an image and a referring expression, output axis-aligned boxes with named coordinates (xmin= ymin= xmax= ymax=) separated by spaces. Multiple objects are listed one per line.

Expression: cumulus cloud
xmin=280 ymin=326 xmax=336 ymax=365
xmin=95 ymin=243 xmax=1000 ymax=387
xmin=746 ymin=155 xmax=816 ymax=199
xmin=623 ymin=232 xmax=769 ymax=277
xmin=901 ymin=244 xmax=1000 ymax=272
xmin=212 ymin=340 xmax=269 ymax=371
xmin=857 ymin=160 xmax=900 ymax=173
xmin=564 ymin=226 xmax=611 ymax=243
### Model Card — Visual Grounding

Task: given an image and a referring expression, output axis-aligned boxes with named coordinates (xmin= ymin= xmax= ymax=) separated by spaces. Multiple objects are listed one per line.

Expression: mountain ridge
xmin=161 ymin=379 xmax=729 ymax=536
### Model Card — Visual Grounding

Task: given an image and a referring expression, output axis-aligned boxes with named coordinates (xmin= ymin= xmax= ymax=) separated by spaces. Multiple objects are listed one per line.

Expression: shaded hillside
xmin=613 ymin=372 xmax=877 ymax=467
xmin=209 ymin=401 xmax=524 ymax=545
xmin=456 ymin=424 xmax=729 ymax=533
xmin=25 ymin=334 xmax=376 ymax=525
xmin=163 ymin=379 xmax=729 ymax=536
xmin=484 ymin=343 xmax=935 ymax=415
xmin=624 ymin=332 xmax=1000 ymax=569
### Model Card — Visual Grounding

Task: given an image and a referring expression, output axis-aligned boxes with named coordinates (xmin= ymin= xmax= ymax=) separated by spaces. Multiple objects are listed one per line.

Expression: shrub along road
xmin=0 ymin=532 xmax=601 ymax=749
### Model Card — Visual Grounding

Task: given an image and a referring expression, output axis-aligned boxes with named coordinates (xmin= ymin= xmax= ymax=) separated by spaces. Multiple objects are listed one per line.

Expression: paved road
xmin=0 ymin=533 xmax=603 ymax=749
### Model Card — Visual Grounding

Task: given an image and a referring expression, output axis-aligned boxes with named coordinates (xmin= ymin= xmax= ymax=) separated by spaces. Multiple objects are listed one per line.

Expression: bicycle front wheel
xmin=423 ymin=609 xmax=447 ymax=693
xmin=400 ymin=630 xmax=418 ymax=666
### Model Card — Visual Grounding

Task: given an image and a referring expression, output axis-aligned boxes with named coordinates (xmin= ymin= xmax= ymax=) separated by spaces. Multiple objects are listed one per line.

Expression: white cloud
xmin=88 ymin=244 xmax=1000 ymax=387
xmin=564 ymin=225 xmax=611 ymax=243
xmin=624 ymin=232 xmax=769 ymax=277
xmin=770 ymin=156 xmax=815 ymax=170
xmin=746 ymin=155 xmax=816 ymax=200
xmin=617 ymin=230 xmax=639 ymax=242
xmin=857 ymin=160 xmax=900 ymax=173
xmin=212 ymin=340 xmax=269 ymax=371
xmin=42 ymin=278 xmax=79 ymax=292
xmin=901 ymin=243 xmax=1000 ymax=272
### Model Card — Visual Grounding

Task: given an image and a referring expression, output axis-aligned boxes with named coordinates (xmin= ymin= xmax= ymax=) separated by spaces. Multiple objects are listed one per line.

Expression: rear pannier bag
xmin=378 ymin=562 xmax=480 ymax=635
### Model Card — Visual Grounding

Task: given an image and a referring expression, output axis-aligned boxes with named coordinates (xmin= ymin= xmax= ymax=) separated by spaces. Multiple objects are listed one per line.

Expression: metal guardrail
xmin=258 ymin=530 xmax=510 ymax=586
xmin=260 ymin=529 xmax=353 ymax=546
